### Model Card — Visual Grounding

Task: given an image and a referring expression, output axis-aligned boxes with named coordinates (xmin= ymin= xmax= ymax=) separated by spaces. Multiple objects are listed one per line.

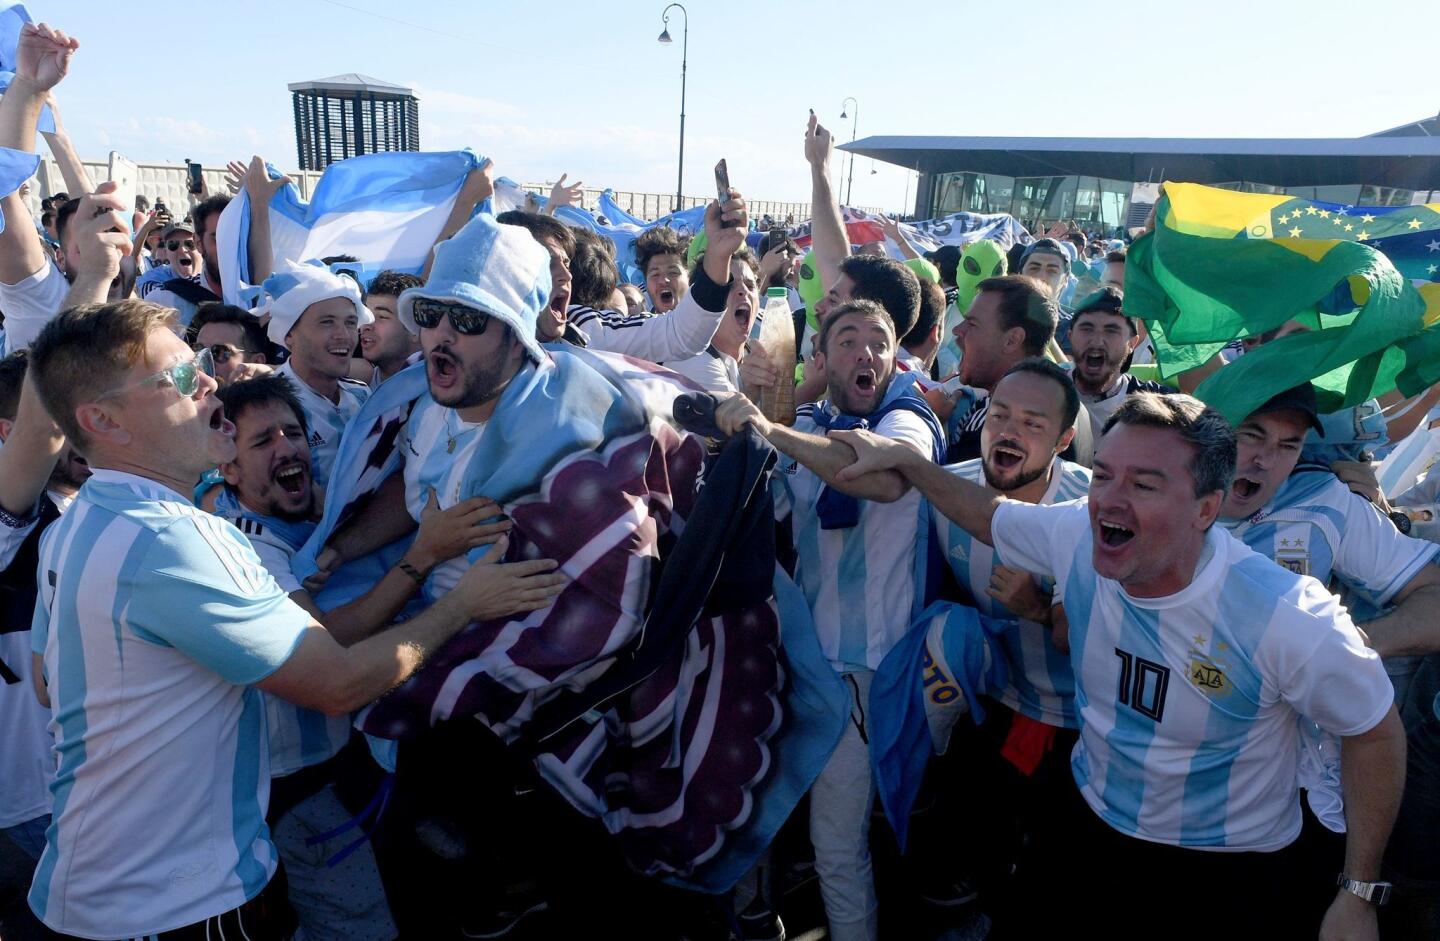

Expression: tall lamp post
xmin=658 ymin=4 xmax=688 ymax=214
xmin=840 ymin=97 xmax=858 ymax=207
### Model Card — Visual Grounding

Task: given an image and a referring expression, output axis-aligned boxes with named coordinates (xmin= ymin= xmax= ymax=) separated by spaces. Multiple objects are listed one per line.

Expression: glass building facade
xmin=927 ymin=171 xmax=1424 ymax=234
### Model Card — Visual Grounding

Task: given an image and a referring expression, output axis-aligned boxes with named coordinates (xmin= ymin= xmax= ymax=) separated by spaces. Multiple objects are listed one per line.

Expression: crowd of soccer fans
xmin=3 ymin=18 xmax=1439 ymax=941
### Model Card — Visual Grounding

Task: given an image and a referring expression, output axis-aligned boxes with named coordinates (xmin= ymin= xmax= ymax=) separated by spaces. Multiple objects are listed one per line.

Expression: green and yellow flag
xmin=1126 ymin=181 xmax=1440 ymax=423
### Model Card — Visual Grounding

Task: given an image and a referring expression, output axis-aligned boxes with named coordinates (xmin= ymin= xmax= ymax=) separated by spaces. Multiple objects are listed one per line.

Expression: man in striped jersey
xmin=831 ymin=392 xmax=1405 ymax=939
xmin=208 ymin=375 xmax=539 ymax=941
xmin=925 ymin=358 xmax=1090 ymax=926
xmin=714 ymin=299 xmax=943 ymax=941
xmin=24 ymin=299 xmax=562 ymax=940
xmin=1219 ymin=385 xmax=1440 ymax=675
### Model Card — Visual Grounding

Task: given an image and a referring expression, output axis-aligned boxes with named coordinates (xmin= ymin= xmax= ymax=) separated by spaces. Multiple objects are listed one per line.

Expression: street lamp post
xmin=658 ymin=4 xmax=688 ymax=214
xmin=841 ymin=97 xmax=858 ymax=207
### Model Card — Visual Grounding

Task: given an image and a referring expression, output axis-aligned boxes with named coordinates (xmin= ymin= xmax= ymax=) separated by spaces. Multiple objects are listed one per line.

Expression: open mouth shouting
xmin=1230 ymin=475 xmax=1264 ymax=505
xmin=989 ymin=440 xmax=1026 ymax=472
xmin=1097 ymin=518 xmax=1135 ymax=548
xmin=550 ymin=288 xmax=571 ymax=322
xmin=657 ymin=287 xmax=676 ymax=310
xmin=209 ymin=403 xmax=235 ymax=437
xmin=273 ymin=460 xmax=309 ymax=496
xmin=852 ymin=369 xmax=877 ymax=400
xmin=428 ymin=349 xmax=459 ymax=391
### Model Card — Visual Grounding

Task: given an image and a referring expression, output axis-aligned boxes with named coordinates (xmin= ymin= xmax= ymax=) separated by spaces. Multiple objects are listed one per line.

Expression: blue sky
xmin=40 ymin=0 xmax=1440 ymax=213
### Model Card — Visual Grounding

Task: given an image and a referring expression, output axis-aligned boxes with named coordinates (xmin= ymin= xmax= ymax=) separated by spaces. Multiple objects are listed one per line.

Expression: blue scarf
xmin=213 ymin=486 xmax=318 ymax=552
xmin=806 ymin=372 xmax=945 ymax=530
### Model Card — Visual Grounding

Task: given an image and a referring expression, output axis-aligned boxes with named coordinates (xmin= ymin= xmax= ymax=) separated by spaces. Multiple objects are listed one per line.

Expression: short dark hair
xmin=495 ymin=210 xmax=576 ymax=260
xmin=1102 ymin=392 xmax=1236 ymax=498
xmin=55 ymin=197 xmax=81 ymax=245
xmin=838 ymin=254 xmax=922 ymax=338
xmin=571 ymin=226 xmax=616 ymax=259
xmin=570 ymin=238 xmax=621 ymax=309
xmin=976 ymin=275 xmax=1058 ymax=356
xmin=1072 ymin=286 xmax=1136 ymax=335
xmin=902 ymin=279 xmax=946 ymax=351
xmin=999 ymin=356 xmax=1080 ymax=432
xmin=633 ymin=226 xmax=688 ymax=275
xmin=1064 ymin=232 xmax=1086 ymax=254
xmin=688 ymin=244 xmax=759 ymax=287
xmin=189 ymin=302 xmax=272 ymax=358
xmin=29 ymin=299 xmax=178 ymax=449
xmin=1105 ymin=249 xmax=1127 ymax=264
xmin=816 ymin=299 xmax=895 ymax=357
xmin=216 ymin=374 xmax=310 ymax=438
xmin=365 ymin=269 xmax=423 ymax=301
xmin=40 ymin=209 xmax=55 ymax=228
xmin=190 ymin=195 xmax=231 ymax=240
xmin=0 ymin=350 xmax=28 ymax=422
xmin=927 ymin=245 xmax=960 ymax=287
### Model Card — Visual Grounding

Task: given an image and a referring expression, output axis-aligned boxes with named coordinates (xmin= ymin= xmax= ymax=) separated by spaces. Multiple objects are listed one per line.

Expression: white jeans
xmin=808 ymin=670 xmax=879 ymax=941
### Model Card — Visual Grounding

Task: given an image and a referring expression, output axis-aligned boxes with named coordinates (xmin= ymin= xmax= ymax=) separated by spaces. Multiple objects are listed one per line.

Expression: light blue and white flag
xmin=215 ymin=149 xmax=487 ymax=306
xmin=869 ymin=600 xmax=1009 ymax=851
xmin=0 ymin=4 xmax=54 ymax=136
xmin=0 ymin=143 xmax=37 ymax=232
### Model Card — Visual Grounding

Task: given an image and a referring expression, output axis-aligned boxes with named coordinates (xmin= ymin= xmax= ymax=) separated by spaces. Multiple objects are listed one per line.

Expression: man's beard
xmin=982 ymin=453 xmax=1049 ymax=493
xmin=437 ymin=345 xmax=514 ymax=411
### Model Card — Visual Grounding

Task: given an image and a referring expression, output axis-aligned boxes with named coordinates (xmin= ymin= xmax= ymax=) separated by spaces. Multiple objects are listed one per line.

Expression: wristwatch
xmin=1388 ymin=510 xmax=1413 ymax=535
xmin=1337 ymin=874 xmax=1393 ymax=906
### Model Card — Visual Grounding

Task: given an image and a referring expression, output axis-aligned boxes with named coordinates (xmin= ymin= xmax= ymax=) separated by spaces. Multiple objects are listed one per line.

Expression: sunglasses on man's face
xmin=410 ymin=298 xmax=492 ymax=335
xmin=166 ymin=239 xmax=196 ymax=252
xmin=97 ymin=347 xmax=215 ymax=400
xmin=198 ymin=343 xmax=245 ymax=365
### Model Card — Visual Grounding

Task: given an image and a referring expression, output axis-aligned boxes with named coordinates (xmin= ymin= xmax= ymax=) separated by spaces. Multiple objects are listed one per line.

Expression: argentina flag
xmin=215 ymin=148 xmax=488 ymax=305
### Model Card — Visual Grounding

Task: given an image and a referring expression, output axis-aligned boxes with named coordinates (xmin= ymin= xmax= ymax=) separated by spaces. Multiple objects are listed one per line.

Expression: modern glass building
xmin=289 ymin=74 xmax=420 ymax=171
xmin=844 ymin=115 xmax=1440 ymax=234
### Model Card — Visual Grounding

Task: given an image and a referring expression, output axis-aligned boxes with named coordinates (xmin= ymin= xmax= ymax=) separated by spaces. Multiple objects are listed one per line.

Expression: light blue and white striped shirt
xmin=275 ymin=361 xmax=370 ymax=490
xmin=400 ymin=394 xmax=489 ymax=603
xmin=1220 ymin=470 xmax=1439 ymax=619
xmin=991 ymin=500 xmax=1393 ymax=851
xmin=216 ymin=509 xmax=354 ymax=779
xmin=774 ymin=403 xmax=941 ymax=673
xmin=29 ymin=469 xmax=308 ymax=938
xmin=936 ymin=458 xmax=1090 ymax=728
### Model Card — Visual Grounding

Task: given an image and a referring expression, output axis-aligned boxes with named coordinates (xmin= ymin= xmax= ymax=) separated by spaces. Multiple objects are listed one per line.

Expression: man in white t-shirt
xmin=259 ymin=260 xmax=374 ymax=488
xmin=829 ymin=391 xmax=1405 ymax=940
xmin=715 ymin=299 xmax=943 ymax=941
xmin=25 ymin=297 xmax=560 ymax=940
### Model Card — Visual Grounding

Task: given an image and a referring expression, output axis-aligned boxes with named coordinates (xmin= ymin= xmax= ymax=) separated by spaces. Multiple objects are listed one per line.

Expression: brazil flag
xmin=1125 ymin=181 xmax=1440 ymax=424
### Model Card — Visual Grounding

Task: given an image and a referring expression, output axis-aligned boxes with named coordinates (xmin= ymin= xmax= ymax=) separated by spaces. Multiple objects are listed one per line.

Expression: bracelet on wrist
xmin=396 ymin=558 xmax=427 ymax=585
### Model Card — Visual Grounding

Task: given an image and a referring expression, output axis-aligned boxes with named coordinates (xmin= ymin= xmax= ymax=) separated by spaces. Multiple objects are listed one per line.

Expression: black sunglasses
xmin=411 ymin=297 xmax=491 ymax=335
xmin=166 ymin=239 xmax=196 ymax=252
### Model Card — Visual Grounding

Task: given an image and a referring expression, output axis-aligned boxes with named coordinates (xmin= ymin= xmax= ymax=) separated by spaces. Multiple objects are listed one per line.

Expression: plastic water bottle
xmin=754 ymin=287 xmax=796 ymax=425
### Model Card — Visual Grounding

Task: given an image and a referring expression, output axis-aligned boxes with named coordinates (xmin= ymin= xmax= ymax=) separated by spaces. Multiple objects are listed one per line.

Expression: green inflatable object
xmin=955 ymin=240 xmax=1007 ymax=311
xmin=686 ymin=227 xmax=708 ymax=268
xmin=903 ymin=256 xmax=941 ymax=285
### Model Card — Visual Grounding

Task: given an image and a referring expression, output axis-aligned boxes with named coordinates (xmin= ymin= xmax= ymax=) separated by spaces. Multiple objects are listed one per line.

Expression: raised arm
xmin=805 ymin=112 xmax=848 ymax=294
xmin=59 ymin=182 xmax=131 ymax=310
xmin=0 ymin=370 xmax=65 ymax=516
xmin=422 ymin=161 xmax=494 ymax=280
xmin=830 ymin=426 xmax=1004 ymax=546
xmin=39 ymin=94 xmax=92 ymax=197
xmin=0 ymin=23 xmax=76 ymax=287
xmin=542 ymin=173 xmax=584 ymax=217
xmin=875 ymin=212 xmax=919 ymax=261
xmin=241 ymin=156 xmax=289 ymax=286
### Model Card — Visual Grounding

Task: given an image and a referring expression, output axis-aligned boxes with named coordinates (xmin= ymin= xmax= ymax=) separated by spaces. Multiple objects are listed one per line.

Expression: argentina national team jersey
xmin=29 ymin=470 xmax=308 ymax=938
xmin=774 ymin=401 xmax=940 ymax=672
xmin=276 ymin=360 xmax=369 ymax=490
xmin=1220 ymin=470 xmax=1439 ymax=617
xmin=936 ymin=458 xmax=1090 ymax=728
xmin=990 ymin=500 xmax=1393 ymax=851
xmin=219 ymin=507 xmax=354 ymax=778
